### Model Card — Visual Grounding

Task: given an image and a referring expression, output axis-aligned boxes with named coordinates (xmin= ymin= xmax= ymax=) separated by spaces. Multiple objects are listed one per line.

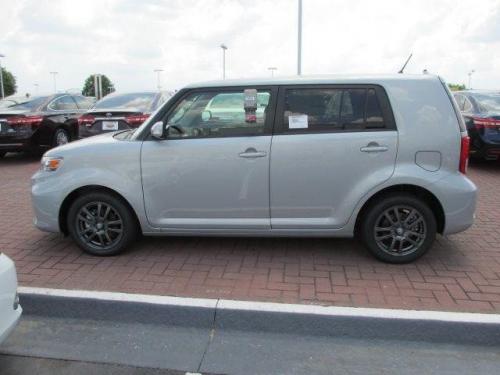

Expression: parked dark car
xmin=0 ymin=94 xmax=94 ymax=157
xmin=454 ymin=90 xmax=500 ymax=160
xmin=77 ymin=91 xmax=172 ymax=138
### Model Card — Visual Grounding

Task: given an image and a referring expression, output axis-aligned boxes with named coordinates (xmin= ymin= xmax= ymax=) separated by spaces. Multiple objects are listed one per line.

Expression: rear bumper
xmin=0 ymin=136 xmax=32 ymax=152
xmin=429 ymin=173 xmax=477 ymax=235
xmin=78 ymin=124 xmax=132 ymax=139
xmin=469 ymin=136 xmax=500 ymax=159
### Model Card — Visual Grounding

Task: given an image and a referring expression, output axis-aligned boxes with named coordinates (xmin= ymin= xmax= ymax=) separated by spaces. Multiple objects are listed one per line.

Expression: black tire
xmin=52 ymin=128 xmax=70 ymax=147
xmin=67 ymin=192 xmax=137 ymax=256
xmin=0 ymin=151 xmax=6 ymax=158
xmin=359 ymin=193 xmax=436 ymax=264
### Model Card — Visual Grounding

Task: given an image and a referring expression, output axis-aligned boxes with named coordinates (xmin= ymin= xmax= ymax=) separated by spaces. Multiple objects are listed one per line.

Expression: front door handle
xmin=360 ymin=142 xmax=388 ymax=153
xmin=239 ymin=147 xmax=267 ymax=158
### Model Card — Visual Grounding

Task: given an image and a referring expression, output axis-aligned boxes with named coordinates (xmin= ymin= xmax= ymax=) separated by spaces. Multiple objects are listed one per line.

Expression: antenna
xmin=398 ymin=53 xmax=413 ymax=74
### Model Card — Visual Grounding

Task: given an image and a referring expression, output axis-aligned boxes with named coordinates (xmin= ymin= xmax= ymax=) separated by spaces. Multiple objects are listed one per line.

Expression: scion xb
xmin=31 ymin=75 xmax=477 ymax=263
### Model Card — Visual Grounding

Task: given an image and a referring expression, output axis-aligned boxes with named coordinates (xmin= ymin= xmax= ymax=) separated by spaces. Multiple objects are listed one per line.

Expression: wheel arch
xmin=354 ymin=184 xmax=445 ymax=235
xmin=59 ymin=185 xmax=141 ymax=235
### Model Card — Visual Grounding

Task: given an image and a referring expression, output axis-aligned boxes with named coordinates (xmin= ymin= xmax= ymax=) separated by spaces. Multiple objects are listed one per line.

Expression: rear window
xmin=93 ymin=93 xmax=156 ymax=112
xmin=283 ymin=87 xmax=387 ymax=132
xmin=473 ymin=94 xmax=500 ymax=113
xmin=8 ymin=96 xmax=48 ymax=111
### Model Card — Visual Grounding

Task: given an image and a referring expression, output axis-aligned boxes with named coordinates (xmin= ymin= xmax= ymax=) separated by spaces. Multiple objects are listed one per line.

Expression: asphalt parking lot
xmin=1 ymin=153 xmax=500 ymax=313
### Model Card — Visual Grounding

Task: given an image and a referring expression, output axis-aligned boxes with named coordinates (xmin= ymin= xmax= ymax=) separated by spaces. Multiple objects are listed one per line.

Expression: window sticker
xmin=288 ymin=114 xmax=308 ymax=129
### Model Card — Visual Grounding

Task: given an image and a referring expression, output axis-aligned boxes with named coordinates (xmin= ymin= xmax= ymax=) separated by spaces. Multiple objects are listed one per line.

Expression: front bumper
xmin=31 ymin=170 xmax=64 ymax=233
xmin=0 ymin=254 xmax=22 ymax=344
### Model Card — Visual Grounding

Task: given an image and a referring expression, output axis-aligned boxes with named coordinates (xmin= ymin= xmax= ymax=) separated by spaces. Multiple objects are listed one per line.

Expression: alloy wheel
xmin=56 ymin=130 xmax=69 ymax=145
xmin=374 ymin=205 xmax=427 ymax=256
xmin=76 ymin=201 xmax=124 ymax=250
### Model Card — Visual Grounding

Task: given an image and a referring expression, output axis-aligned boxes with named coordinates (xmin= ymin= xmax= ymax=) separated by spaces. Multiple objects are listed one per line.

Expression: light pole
xmin=268 ymin=67 xmax=277 ymax=77
xmin=154 ymin=69 xmax=163 ymax=91
xmin=468 ymin=70 xmax=475 ymax=89
xmin=50 ymin=71 xmax=58 ymax=93
xmin=0 ymin=53 xmax=5 ymax=99
xmin=297 ymin=0 xmax=302 ymax=75
xmin=220 ymin=44 xmax=228 ymax=80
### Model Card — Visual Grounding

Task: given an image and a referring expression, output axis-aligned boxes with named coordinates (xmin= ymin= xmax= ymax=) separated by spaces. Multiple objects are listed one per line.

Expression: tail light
xmin=125 ymin=113 xmax=150 ymax=126
xmin=459 ymin=135 xmax=470 ymax=174
xmin=472 ymin=117 xmax=500 ymax=129
xmin=78 ymin=114 xmax=95 ymax=127
xmin=7 ymin=115 xmax=44 ymax=127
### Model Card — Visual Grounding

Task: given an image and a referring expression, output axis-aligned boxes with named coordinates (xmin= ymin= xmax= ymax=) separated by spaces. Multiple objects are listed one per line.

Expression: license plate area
xmin=102 ymin=121 xmax=119 ymax=131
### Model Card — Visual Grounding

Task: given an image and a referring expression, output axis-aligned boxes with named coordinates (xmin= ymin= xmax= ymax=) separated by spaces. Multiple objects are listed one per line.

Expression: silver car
xmin=31 ymin=75 xmax=477 ymax=263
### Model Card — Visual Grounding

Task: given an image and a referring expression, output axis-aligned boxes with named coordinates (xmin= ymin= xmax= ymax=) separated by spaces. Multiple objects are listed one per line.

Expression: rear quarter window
xmin=281 ymin=86 xmax=394 ymax=133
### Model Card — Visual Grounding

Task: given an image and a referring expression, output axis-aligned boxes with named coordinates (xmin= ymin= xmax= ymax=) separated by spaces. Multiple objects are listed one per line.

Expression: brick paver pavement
xmin=1 ymin=153 xmax=500 ymax=313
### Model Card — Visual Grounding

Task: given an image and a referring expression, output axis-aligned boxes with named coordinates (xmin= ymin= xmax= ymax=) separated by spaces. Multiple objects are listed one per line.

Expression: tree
xmin=1 ymin=67 xmax=17 ymax=97
xmin=448 ymin=83 xmax=466 ymax=91
xmin=81 ymin=74 xmax=115 ymax=97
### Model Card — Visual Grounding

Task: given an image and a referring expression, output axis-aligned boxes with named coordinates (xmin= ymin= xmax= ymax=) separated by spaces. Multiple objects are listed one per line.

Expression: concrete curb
xmin=18 ymin=287 xmax=500 ymax=346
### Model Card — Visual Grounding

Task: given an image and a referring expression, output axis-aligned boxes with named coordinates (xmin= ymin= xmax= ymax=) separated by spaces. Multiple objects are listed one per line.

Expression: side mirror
xmin=201 ymin=110 xmax=212 ymax=121
xmin=151 ymin=121 xmax=164 ymax=139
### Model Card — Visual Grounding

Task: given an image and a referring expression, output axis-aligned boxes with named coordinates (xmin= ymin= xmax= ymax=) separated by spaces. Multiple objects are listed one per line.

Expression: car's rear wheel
xmin=53 ymin=128 xmax=70 ymax=147
xmin=67 ymin=192 xmax=137 ymax=256
xmin=359 ymin=194 xmax=436 ymax=263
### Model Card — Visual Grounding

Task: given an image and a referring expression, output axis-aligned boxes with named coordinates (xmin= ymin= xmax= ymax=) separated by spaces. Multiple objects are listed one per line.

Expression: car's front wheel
xmin=359 ymin=194 xmax=437 ymax=263
xmin=67 ymin=192 xmax=137 ymax=256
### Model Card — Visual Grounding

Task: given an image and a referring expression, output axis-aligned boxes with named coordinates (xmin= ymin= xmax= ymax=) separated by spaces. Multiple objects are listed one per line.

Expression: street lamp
xmin=0 ymin=53 xmax=5 ymax=99
xmin=297 ymin=0 xmax=302 ymax=75
xmin=220 ymin=44 xmax=228 ymax=80
xmin=154 ymin=69 xmax=164 ymax=91
xmin=268 ymin=67 xmax=278 ymax=77
xmin=50 ymin=71 xmax=58 ymax=93
xmin=468 ymin=70 xmax=475 ymax=89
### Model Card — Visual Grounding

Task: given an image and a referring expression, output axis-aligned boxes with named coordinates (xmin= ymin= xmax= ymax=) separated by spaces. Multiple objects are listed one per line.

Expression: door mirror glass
xmin=201 ymin=110 xmax=212 ymax=122
xmin=151 ymin=121 xmax=164 ymax=139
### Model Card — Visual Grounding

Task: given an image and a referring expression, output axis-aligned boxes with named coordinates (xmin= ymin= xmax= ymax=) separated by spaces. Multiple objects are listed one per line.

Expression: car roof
xmin=101 ymin=91 xmax=161 ymax=98
xmin=184 ymin=74 xmax=440 ymax=89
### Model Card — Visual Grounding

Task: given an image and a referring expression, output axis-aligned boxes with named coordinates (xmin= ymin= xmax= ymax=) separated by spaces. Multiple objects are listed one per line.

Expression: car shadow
xmin=469 ymin=158 xmax=500 ymax=172
xmin=0 ymin=152 xmax=41 ymax=165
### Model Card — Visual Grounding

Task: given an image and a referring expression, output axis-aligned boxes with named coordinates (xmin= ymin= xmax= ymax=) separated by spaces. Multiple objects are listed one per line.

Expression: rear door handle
xmin=239 ymin=147 xmax=267 ymax=158
xmin=360 ymin=143 xmax=388 ymax=153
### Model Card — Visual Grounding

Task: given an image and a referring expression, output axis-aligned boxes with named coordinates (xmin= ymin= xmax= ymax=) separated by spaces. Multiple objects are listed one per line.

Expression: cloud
xmin=1 ymin=0 xmax=499 ymax=95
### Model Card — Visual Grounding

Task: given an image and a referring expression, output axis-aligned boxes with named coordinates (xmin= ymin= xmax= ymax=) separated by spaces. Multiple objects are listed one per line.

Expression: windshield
xmin=8 ymin=96 xmax=48 ymax=111
xmin=93 ymin=93 xmax=156 ymax=112
xmin=474 ymin=94 xmax=500 ymax=113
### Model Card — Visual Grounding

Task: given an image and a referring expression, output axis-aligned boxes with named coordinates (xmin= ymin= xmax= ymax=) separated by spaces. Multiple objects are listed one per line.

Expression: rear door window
xmin=453 ymin=94 xmax=465 ymax=111
xmin=282 ymin=86 xmax=391 ymax=132
xmin=74 ymin=96 xmax=95 ymax=110
xmin=48 ymin=96 xmax=78 ymax=111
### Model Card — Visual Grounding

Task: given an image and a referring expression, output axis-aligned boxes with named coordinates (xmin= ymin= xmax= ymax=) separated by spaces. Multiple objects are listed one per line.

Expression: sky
xmin=1 ymin=0 xmax=500 ymax=95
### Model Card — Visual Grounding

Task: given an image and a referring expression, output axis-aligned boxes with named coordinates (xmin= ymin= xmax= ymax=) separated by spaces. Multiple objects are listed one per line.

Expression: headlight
xmin=41 ymin=156 xmax=63 ymax=172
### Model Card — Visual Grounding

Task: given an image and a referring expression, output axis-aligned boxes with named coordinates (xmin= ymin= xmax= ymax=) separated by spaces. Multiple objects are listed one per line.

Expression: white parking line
xmin=18 ymin=286 xmax=500 ymax=324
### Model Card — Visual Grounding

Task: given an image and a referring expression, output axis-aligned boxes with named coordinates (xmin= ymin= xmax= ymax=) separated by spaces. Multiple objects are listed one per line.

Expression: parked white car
xmin=0 ymin=253 xmax=22 ymax=344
